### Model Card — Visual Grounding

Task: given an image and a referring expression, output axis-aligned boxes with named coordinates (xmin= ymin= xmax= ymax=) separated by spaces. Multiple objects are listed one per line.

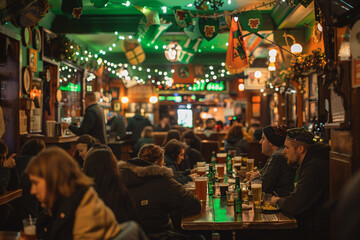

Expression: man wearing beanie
xmin=246 ymin=124 xmax=296 ymax=196
xmin=271 ymin=127 xmax=330 ymax=240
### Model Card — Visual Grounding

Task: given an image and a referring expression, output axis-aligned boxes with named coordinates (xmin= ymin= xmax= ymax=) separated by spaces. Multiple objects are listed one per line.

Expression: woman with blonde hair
xmin=21 ymin=147 xmax=121 ymax=240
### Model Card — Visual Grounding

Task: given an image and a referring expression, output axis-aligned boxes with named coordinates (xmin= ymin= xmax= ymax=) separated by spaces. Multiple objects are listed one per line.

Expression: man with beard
xmin=271 ymin=127 xmax=330 ymax=240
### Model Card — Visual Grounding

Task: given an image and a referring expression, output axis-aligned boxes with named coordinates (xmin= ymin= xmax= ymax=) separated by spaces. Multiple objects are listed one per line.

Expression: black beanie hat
xmin=263 ymin=125 xmax=288 ymax=147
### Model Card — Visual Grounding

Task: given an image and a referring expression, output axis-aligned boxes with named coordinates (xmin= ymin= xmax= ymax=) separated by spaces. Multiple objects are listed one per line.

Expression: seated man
xmin=271 ymin=128 xmax=330 ymax=240
xmin=246 ymin=125 xmax=296 ymax=197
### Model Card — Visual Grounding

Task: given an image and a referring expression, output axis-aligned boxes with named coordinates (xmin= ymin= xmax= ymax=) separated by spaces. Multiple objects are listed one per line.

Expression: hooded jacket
xmin=277 ymin=143 xmax=330 ymax=233
xmin=224 ymin=137 xmax=248 ymax=154
xmin=164 ymin=154 xmax=192 ymax=185
xmin=126 ymin=114 xmax=151 ymax=143
xmin=118 ymin=158 xmax=201 ymax=235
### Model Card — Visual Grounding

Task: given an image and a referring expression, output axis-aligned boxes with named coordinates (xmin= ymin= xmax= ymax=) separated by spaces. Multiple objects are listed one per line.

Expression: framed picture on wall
xmin=310 ymin=101 xmax=318 ymax=121
xmin=110 ymin=87 xmax=120 ymax=100
xmin=28 ymin=48 xmax=37 ymax=72
xmin=113 ymin=102 xmax=121 ymax=112
xmin=303 ymin=76 xmax=309 ymax=99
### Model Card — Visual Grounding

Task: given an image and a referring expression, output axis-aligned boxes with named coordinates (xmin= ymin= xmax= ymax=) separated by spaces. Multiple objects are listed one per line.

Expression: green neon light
xmin=59 ymin=82 xmax=81 ymax=92
xmin=190 ymin=81 xmax=225 ymax=92
xmin=159 ymin=96 xmax=166 ymax=101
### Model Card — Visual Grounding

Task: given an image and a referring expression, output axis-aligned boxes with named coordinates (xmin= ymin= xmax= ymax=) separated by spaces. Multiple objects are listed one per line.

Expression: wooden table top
xmin=182 ymin=196 xmax=297 ymax=231
xmin=0 ymin=231 xmax=20 ymax=240
xmin=0 ymin=189 xmax=22 ymax=206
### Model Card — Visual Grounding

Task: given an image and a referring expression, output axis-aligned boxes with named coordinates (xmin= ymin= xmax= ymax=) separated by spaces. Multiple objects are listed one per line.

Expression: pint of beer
xmin=246 ymin=158 xmax=254 ymax=172
xmin=217 ymin=164 xmax=225 ymax=178
xmin=234 ymin=163 xmax=242 ymax=172
xmin=195 ymin=177 xmax=208 ymax=202
xmin=251 ymin=181 xmax=262 ymax=208
xmin=23 ymin=218 xmax=36 ymax=240
xmin=197 ymin=167 xmax=207 ymax=176
xmin=217 ymin=153 xmax=227 ymax=164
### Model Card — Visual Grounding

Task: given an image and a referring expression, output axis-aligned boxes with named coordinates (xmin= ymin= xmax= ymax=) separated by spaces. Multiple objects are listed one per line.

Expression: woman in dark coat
xmin=83 ymin=145 xmax=138 ymax=223
xmin=164 ymin=139 xmax=198 ymax=185
xmin=118 ymin=144 xmax=201 ymax=239
xmin=182 ymin=130 xmax=201 ymax=152
xmin=224 ymin=125 xmax=248 ymax=155
xmin=162 ymin=129 xmax=181 ymax=146
xmin=134 ymin=126 xmax=154 ymax=156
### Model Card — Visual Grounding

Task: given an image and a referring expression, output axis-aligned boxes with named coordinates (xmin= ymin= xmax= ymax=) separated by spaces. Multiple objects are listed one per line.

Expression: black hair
xmin=164 ymin=139 xmax=186 ymax=161
xmin=20 ymin=139 xmax=46 ymax=156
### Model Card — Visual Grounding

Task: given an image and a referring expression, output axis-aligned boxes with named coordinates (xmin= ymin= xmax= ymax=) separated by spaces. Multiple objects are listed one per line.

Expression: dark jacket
xmin=188 ymin=137 xmax=201 ymax=152
xmin=69 ymin=103 xmax=107 ymax=144
xmin=0 ymin=165 xmax=19 ymax=195
xmin=164 ymin=154 xmax=192 ymax=185
xmin=126 ymin=114 xmax=151 ymax=143
xmin=118 ymin=158 xmax=201 ymax=235
xmin=260 ymin=147 xmax=296 ymax=197
xmin=37 ymin=186 xmax=120 ymax=240
xmin=224 ymin=138 xmax=248 ymax=154
xmin=178 ymin=147 xmax=204 ymax=171
xmin=108 ymin=115 xmax=126 ymax=140
xmin=154 ymin=123 xmax=170 ymax=132
xmin=277 ymin=144 xmax=330 ymax=234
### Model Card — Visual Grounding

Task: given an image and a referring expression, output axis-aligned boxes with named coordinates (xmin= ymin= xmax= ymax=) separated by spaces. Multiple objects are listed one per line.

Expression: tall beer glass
xmin=195 ymin=177 xmax=208 ymax=202
xmin=251 ymin=180 xmax=262 ymax=208
xmin=246 ymin=158 xmax=254 ymax=172
xmin=23 ymin=218 xmax=36 ymax=240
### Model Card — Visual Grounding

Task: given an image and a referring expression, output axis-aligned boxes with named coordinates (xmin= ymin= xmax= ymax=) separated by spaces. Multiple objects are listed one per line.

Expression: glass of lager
xmin=23 ymin=218 xmax=37 ymax=240
xmin=217 ymin=153 xmax=227 ymax=164
xmin=251 ymin=180 xmax=262 ymax=208
xmin=197 ymin=167 xmax=207 ymax=176
xmin=246 ymin=158 xmax=254 ymax=172
xmin=217 ymin=164 xmax=225 ymax=178
xmin=195 ymin=177 xmax=208 ymax=202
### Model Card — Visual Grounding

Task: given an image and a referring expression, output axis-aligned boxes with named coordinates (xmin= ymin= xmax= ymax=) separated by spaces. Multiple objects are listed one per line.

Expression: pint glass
xmin=251 ymin=180 xmax=262 ymax=208
xmin=246 ymin=158 xmax=254 ymax=172
xmin=195 ymin=177 xmax=208 ymax=202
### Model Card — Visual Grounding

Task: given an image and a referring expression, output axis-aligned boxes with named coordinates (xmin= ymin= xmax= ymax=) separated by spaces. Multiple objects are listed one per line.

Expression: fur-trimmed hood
xmin=118 ymin=158 xmax=174 ymax=188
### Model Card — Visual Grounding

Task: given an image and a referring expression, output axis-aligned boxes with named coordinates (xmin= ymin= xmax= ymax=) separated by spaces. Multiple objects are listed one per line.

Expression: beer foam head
xmin=197 ymin=162 xmax=206 ymax=167
xmin=247 ymin=158 xmax=254 ymax=163
xmin=252 ymin=183 xmax=262 ymax=188
xmin=217 ymin=153 xmax=227 ymax=157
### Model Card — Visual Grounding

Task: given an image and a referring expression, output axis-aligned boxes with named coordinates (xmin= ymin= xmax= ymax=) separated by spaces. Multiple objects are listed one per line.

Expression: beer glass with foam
xmin=251 ymin=180 xmax=262 ymax=208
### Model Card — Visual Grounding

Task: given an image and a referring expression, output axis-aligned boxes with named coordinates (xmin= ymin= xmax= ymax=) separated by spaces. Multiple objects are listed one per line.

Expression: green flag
xmin=239 ymin=11 xmax=262 ymax=33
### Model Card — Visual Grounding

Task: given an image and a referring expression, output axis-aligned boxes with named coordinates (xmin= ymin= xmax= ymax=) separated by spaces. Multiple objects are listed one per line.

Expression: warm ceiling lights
xmin=268 ymin=49 xmax=277 ymax=57
xmin=283 ymin=33 xmax=303 ymax=54
xmin=121 ymin=96 xmax=129 ymax=104
xmin=149 ymin=96 xmax=158 ymax=104
xmin=164 ymin=42 xmax=182 ymax=62
xmin=254 ymin=71 xmax=262 ymax=78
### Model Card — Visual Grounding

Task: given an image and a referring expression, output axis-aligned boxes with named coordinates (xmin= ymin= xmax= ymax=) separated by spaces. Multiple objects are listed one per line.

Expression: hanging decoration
xmin=225 ymin=16 xmax=249 ymax=74
xmin=178 ymin=38 xmax=203 ymax=64
xmin=198 ymin=17 xmax=219 ymax=41
xmin=194 ymin=0 xmax=224 ymax=11
xmin=238 ymin=11 xmax=263 ymax=33
xmin=164 ymin=42 xmax=182 ymax=62
xmin=173 ymin=7 xmax=192 ymax=28
xmin=184 ymin=18 xmax=202 ymax=40
xmin=122 ymin=38 xmax=145 ymax=65
xmin=62 ymin=0 xmax=83 ymax=19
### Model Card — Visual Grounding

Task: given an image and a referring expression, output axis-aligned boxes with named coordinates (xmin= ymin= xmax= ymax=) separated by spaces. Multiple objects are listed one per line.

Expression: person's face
xmin=177 ymin=149 xmax=185 ymax=164
xmin=29 ymin=174 xmax=47 ymax=205
xmin=283 ymin=139 xmax=300 ymax=166
xmin=76 ymin=143 xmax=88 ymax=160
xmin=162 ymin=117 xmax=169 ymax=125
xmin=259 ymin=133 xmax=273 ymax=156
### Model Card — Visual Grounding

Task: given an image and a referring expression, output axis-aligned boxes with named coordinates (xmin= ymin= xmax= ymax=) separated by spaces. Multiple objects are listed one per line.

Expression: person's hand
xmin=61 ymin=122 xmax=70 ymax=129
xmin=190 ymin=168 xmax=198 ymax=174
xmin=3 ymin=153 xmax=16 ymax=168
xmin=189 ymin=173 xmax=199 ymax=181
xmin=270 ymin=196 xmax=280 ymax=205
xmin=246 ymin=171 xmax=261 ymax=181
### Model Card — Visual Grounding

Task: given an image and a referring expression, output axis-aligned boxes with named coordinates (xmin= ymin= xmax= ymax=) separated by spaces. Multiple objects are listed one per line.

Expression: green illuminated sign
xmin=159 ymin=96 xmax=182 ymax=102
xmin=60 ymin=82 xmax=81 ymax=92
xmin=191 ymin=81 xmax=225 ymax=91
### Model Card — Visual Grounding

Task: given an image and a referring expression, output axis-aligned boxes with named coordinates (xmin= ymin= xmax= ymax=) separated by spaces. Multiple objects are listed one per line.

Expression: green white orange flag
xmin=225 ymin=16 xmax=249 ymax=74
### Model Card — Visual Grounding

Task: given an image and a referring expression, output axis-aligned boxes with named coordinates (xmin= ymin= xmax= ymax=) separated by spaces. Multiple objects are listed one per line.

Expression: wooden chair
xmin=247 ymin=141 xmax=268 ymax=167
xmin=200 ymin=140 xmax=219 ymax=163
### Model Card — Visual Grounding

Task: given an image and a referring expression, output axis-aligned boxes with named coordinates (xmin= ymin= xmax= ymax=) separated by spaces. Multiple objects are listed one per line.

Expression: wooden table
xmin=182 ymin=196 xmax=297 ymax=231
xmin=0 ymin=189 xmax=22 ymax=206
xmin=0 ymin=231 xmax=20 ymax=240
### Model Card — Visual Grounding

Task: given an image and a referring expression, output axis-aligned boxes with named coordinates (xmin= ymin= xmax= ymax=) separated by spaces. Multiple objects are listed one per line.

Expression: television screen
xmin=316 ymin=0 xmax=360 ymax=27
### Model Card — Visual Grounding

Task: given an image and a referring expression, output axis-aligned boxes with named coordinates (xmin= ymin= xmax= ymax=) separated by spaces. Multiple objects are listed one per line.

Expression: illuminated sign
xmin=191 ymin=81 xmax=225 ymax=91
xmin=159 ymin=96 xmax=182 ymax=102
xmin=59 ymin=82 xmax=81 ymax=92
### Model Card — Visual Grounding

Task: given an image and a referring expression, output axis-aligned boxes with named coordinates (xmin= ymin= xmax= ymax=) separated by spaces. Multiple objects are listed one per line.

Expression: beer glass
xmin=197 ymin=162 xmax=206 ymax=167
xmin=217 ymin=164 xmax=225 ymax=178
xmin=219 ymin=183 xmax=229 ymax=197
xmin=234 ymin=156 xmax=242 ymax=164
xmin=226 ymin=191 xmax=234 ymax=205
xmin=251 ymin=180 xmax=262 ymax=208
xmin=234 ymin=163 xmax=242 ymax=172
xmin=263 ymin=193 xmax=272 ymax=208
xmin=197 ymin=167 xmax=207 ymax=176
xmin=217 ymin=153 xmax=227 ymax=164
xmin=246 ymin=158 xmax=254 ymax=172
xmin=23 ymin=218 xmax=36 ymax=240
xmin=195 ymin=177 xmax=208 ymax=202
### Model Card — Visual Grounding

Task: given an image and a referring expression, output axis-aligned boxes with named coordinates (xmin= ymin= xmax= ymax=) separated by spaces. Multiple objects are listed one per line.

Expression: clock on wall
xmin=33 ymin=28 xmax=42 ymax=52
xmin=22 ymin=27 xmax=32 ymax=47
xmin=23 ymin=66 xmax=32 ymax=95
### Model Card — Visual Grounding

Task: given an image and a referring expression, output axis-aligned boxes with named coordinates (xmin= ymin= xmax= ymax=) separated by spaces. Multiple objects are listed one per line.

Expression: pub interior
xmin=1 ymin=0 xmax=360 ymax=239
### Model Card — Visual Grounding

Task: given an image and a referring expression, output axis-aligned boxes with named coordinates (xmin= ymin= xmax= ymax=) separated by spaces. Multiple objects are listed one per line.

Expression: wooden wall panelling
xmin=329 ymin=151 xmax=352 ymax=199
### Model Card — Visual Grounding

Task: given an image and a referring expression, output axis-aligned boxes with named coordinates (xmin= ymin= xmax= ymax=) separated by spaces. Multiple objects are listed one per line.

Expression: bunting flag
xmin=239 ymin=11 xmax=262 ymax=33
xmin=135 ymin=6 xmax=172 ymax=45
xmin=225 ymin=17 xmax=249 ymax=74
xmin=173 ymin=6 xmax=192 ymax=28
xmin=122 ymin=38 xmax=145 ymax=65
xmin=178 ymin=38 xmax=203 ymax=64
xmin=184 ymin=18 xmax=202 ymax=40
xmin=62 ymin=0 xmax=83 ymax=19
xmin=198 ymin=17 xmax=219 ymax=41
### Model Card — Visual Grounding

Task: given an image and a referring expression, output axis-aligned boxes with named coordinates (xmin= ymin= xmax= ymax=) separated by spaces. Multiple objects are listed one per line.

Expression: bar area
xmin=1 ymin=0 xmax=360 ymax=239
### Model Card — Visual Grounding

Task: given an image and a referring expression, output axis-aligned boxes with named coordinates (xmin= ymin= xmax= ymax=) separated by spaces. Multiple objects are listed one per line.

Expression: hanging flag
xmin=225 ymin=16 xmax=249 ymax=74
xmin=184 ymin=18 xmax=202 ymax=40
xmin=239 ymin=11 xmax=262 ymax=33
xmin=198 ymin=17 xmax=219 ymax=41
xmin=178 ymin=38 xmax=203 ymax=64
xmin=62 ymin=0 xmax=83 ymax=19
xmin=173 ymin=6 xmax=192 ymax=28
xmin=122 ymin=38 xmax=145 ymax=65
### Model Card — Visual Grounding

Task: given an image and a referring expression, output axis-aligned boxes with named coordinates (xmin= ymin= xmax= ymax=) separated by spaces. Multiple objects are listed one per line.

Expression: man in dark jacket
xmin=271 ymin=127 xmax=330 ymax=240
xmin=246 ymin=125 xmax=296 ymax=196
xmin=126 ymin=109 xmax=151 ymax=144
xmin=62 ymin=92 xmax=107 ymax=144
xmin=118 ymin=146 xmax=201 ymax=238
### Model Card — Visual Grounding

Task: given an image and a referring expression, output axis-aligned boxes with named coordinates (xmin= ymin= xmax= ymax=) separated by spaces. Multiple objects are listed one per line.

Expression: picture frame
xmin=28 ymin=48 xmax=38 ymax=72
xmin=113 ymin=102 xmax=121 ymax=112
xmin=309 ymin=101 xmax=318 ymax=122
xmin=309 ymin=73 xmax=318 ymax=100
xmin=110 ymin=87 xmax=120 ymax=100
xmin=303 ymin=76 xmax=309 ymax=99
